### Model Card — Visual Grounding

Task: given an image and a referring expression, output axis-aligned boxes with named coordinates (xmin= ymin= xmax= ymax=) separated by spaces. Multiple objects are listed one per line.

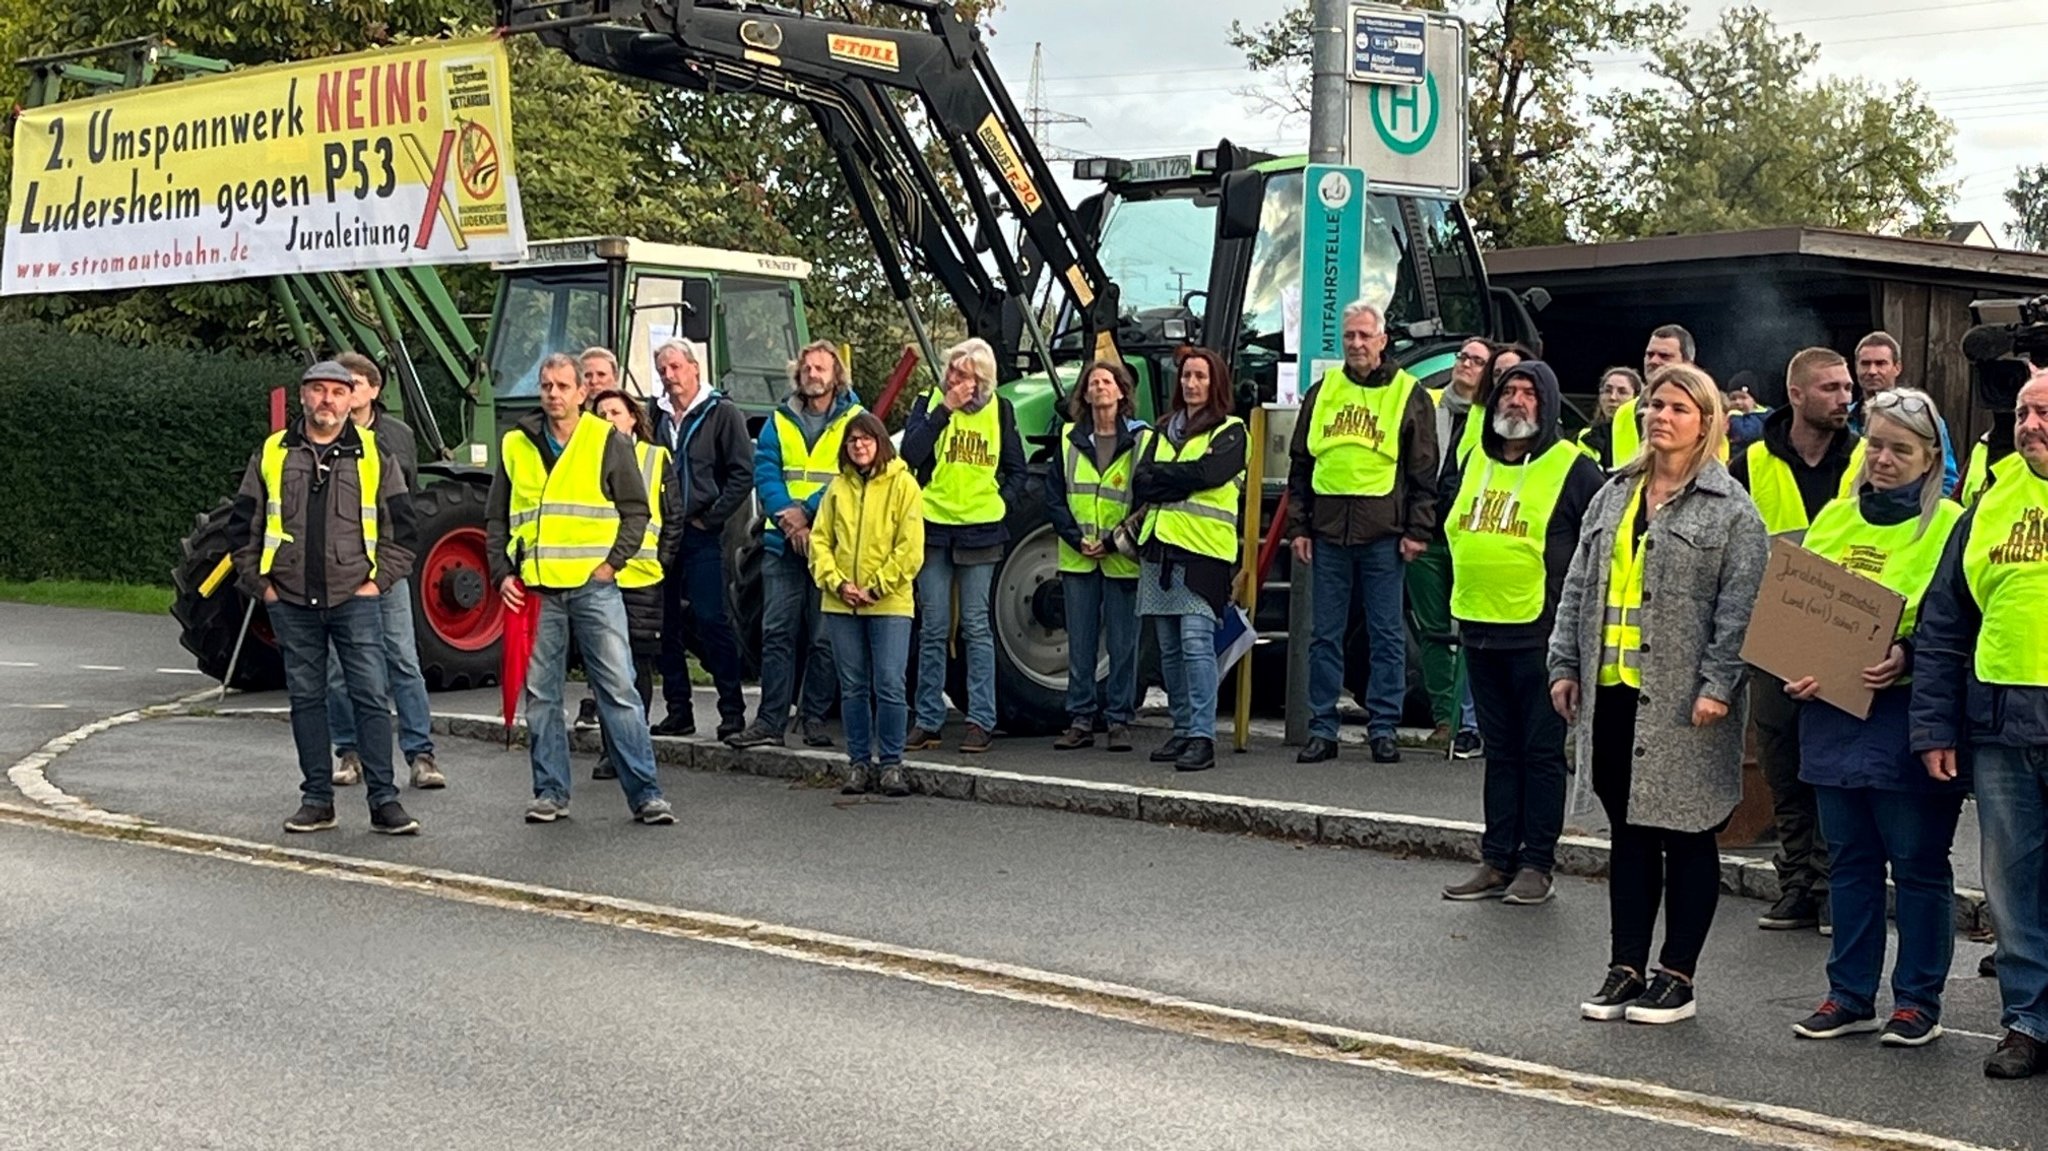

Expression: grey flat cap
xmin=301 ymin=360 xmax=355 ymax=385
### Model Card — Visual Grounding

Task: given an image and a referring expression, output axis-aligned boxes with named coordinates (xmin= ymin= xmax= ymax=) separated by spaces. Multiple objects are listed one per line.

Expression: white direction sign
xmin=1346 ymin=11 xmax=1469 ymax=199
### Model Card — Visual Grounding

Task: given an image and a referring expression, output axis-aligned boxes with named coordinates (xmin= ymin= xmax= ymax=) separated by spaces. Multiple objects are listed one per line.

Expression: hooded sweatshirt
xmin=1454 ymin=360 xmax=1606 ymax=651
xmin=1727 ymin=405 xmax=1860 ymax=524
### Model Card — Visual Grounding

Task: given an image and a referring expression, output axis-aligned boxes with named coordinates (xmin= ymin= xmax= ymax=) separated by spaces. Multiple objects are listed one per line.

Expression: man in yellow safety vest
xmin=1730 ymin=345 xmax=1862 ymax=933
xmin=230 ymin=360 xmax=419 ymax=837
xmin=729 ymin=341 xmax=865 ymax=750
xmin=1605 ymin=324 xmax=1694 ymax=469
xmin=486 ymin=352 xmax=674 ymax=827
xmin=1286 ymin=300 xmax=1441 ymax=764
xmin=1911 ymin=365 xmax=2048 ymax=1080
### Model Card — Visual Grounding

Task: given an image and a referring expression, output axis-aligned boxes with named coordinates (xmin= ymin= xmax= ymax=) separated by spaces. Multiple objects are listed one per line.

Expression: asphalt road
xmin=0 ymin=601 xmax=203 ymax=764
xmin=2 ymin=604 xmax=2039 ymax=1149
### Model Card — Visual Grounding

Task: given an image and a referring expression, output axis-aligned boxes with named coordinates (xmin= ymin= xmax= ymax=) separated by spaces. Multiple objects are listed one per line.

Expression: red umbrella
xmin=500 ymin=548 xmax=540 ymax=747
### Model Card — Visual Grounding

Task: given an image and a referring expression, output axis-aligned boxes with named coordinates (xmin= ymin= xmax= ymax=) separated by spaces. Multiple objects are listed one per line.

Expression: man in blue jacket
xmin=729 ymin=342 xmax=863 ymax=749
xmin=1911 ymin=365 xmax=2048 ymax=1079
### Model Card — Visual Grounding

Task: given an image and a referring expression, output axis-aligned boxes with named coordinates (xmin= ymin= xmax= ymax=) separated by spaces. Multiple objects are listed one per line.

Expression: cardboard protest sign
xmin=1740 ymin=539 xmax=1905 ymax=720
xmin=4 ymin=37 xmax=525 ymax=295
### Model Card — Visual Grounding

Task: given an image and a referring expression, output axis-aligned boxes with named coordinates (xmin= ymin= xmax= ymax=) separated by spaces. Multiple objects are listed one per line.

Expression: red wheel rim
xmin=420 ymin=526 xmax=504 ymax=652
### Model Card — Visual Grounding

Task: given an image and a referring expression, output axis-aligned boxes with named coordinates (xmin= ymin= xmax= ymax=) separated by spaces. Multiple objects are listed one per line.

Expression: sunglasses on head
xmin=1868 ymin=390 xmax=1932 ymax=417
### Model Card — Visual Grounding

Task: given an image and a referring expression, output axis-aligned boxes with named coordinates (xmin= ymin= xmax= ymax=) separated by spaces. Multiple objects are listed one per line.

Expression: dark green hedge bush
xmin=0 ymin=323 xmax=290 ymax=584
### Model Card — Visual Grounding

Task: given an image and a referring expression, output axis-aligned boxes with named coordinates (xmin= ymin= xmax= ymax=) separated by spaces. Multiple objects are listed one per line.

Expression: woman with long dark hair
xmin=589 ymin=388 xmax=672 ymax=781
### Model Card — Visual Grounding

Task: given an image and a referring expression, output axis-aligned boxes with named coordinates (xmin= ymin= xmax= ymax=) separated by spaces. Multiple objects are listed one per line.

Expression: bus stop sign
xmin=1346 ymin=9 xmax=1468 ymax=199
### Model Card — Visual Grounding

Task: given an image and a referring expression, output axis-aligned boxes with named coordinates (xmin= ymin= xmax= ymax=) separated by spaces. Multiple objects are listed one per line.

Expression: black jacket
xmin=1454 ymin=361 xmax=1606 ymax=651
xmin=1133 ymin=411 xmax=1248 ymax=616
xmin=484 ymin=411 xmax=651 ymax=589
xmin=1044 ymin=415 xmax=1146 ymax=554
xmin=1286 ymin=361 xmax=1441 ymax=546
xmin=653 ymin=391 xmax=755 ymax=534
xmin=900 ymin=392 xmax=1028 ymax=551
xmin=1909 ymin=473 xmax=2048 ymax=753
xmin=1728 ymin=406 xmax=1860 ymax=524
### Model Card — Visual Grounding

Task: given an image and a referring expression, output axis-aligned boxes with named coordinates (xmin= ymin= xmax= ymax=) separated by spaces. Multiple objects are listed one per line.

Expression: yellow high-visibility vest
xmin=502 ymin=413 xmax=623 ymax=588
xmin=765 ymin=405 xmax=861 ymax=529
xmin=1598 ymin=483 xmax=1648 ymax=688
xmin=618 ymin=441 xmax=670 ymax=589
xmin=1058 ymin=423 xmax=1139 ymax=578
xmin=259 ymin=426 xmax=381 ymax=580
xmin=1963 ymin=461 xmax=2048 ymax=686
xmin=1305 ymin=367 xmax=1419 ymax=497
xmin=1139 ymin=417 xmax=1245 ymax=562
xmin=922 ymin=391 xmax=1005 ymax=525
xmin=1445 ymin=441 xmax=1579 ymax=624
xmin=1802 ymin=495 xmax=1963 ymax=639
xmin=1745 ymin=439 xmax=1867 ymax=536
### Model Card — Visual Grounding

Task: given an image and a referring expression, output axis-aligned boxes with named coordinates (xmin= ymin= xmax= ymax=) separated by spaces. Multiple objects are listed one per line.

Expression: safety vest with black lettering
xmin=922 ymin=391 xmax=1005 ymax=525
xmin=1963 ymin=462 xmax=2048 ymax=686
xmin=618 ymin=441 xmax=671 ymax=590
xmin=1802 ymin=496 xmax=1963 ymax=646
xmin=765 ymin=405 xmax=861 ymax=531
xmin=1599 ymin=484 xmax=1650 ymax=688
xmin=1745 ymin=439 xmax=1867 ymax=536
xmin=1305 ymin=367 xmax=1420 ymax=497
xmin=1444 ymin=441 xmax=1580 ymax=624
xmin=259 ymin=425 xmax=381 ymax=579
xmin=1139 ymin=417 xmax=1246 ymax=562
xmin=502 ymin=413 xmax=621 ymax=589
xmin=1059 ymin=423 xmax=1139 ymax=578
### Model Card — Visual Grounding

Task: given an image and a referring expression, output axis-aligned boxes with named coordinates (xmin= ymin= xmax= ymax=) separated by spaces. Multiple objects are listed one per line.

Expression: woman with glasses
xmin=1551 ymin=364 xmax=1769 ymax=1024
xmin=1576 ymin=367 xmax=1643 ymax=472
xmin=1783 ymin=387 xmax=1968 ymax=1048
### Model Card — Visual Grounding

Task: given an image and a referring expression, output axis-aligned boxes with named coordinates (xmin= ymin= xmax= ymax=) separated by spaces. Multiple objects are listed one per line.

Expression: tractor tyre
xmin=408 ymin=477 xmax=503 ymax=690
xmin=170 ymin=498 xmax=284 ymax=691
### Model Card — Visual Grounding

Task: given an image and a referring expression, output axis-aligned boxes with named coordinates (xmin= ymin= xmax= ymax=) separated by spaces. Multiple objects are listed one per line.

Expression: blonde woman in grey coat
xmin=1548 ymin=364 xmax=1769 ymax=1026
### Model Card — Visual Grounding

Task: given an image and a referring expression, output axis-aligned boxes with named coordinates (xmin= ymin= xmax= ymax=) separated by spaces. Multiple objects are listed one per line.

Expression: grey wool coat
xmin=1546 ymin=460 xmax=1769 ymax=832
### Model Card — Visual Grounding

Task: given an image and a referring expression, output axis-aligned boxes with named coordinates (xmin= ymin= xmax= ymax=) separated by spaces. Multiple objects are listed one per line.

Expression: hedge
xmin=0 ymin=323 xmax=289 ymax=584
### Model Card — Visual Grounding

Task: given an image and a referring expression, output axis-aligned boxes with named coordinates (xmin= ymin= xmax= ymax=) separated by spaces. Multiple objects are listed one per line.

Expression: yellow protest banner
xmin=3 ymin=36 xmax=526 ymax=295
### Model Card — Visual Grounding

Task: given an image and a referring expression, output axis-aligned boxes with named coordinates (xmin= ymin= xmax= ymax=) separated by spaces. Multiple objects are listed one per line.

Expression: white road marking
xmin=0 ymin=704 xmax=2004 ymax=1151
xmin=7 ymin=704 xmax=68 ymax=710
xmin=76 ymin=665 xmax=125 ymax=672
xmin=0 ymin=660 xmax=37 ymax=668
xmin=154 ymin=668 xmax=205 ymax=676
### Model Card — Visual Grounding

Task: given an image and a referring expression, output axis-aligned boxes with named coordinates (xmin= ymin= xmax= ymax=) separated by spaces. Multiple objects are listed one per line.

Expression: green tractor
xmin=170 ymin=234 xmax=815 ymax=691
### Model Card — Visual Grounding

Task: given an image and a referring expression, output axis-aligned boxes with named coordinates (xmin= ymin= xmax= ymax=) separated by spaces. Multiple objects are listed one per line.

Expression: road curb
xmin=216 ymin=706 xmax=1991 ymax=932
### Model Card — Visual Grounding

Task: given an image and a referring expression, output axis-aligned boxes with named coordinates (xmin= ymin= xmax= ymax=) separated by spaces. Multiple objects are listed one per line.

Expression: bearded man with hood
xmin=1439 ymin=360 xmax=1606 ymax=906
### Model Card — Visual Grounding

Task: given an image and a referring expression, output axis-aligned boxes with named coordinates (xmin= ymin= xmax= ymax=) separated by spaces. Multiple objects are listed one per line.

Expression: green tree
xmin=1579 ymin=6 xmax=1955 ymax=239
xmin=1226 ymin=0 xmax=1682 ymax=248
xmin=2005 ymin=164 xmax=2048 ymax=253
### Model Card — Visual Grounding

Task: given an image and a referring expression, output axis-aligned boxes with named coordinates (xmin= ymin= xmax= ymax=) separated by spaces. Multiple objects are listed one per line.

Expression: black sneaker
xmin=841 ymin=763 xmax=871 ymax=795
xmin=1105 ymin=725 xmax=1133 ymax=752
xmin=283 ymin=803 xmax=337 ymax=833
xmin=369 ymin=801 xmax=420 ymax=836
xmin=1625 ymin=970 xmax=1696 ymax=1024
xmin=716 ymin=718 xmax=746 ymax=741
xmin=1296 ymin=736 xmax=1338 ymax=764
xmin=1580 ymin=965 xmax=1646 ymax=1021
xmin=1981 ymin=952 xmax=1999 ymax=978
xmin=575 ymin=698 xmax=599 ymax=730
xmin=1149 ymin=735 xmax=1191 ymax=763
xmin=1758 ymin=890 xmax=1821 ymax=930
xmin=650 ymin=712 xmax=696 ymax=738
xmin=1370 ymin=736 xmax=1401 ymax=764
xmin=725 ymin=721 xmax=785 ymax=749
xmin=1174 ymin=737 xmax=1215 ymax=772
xmin=878 ymin=764 xmax=910 ymax=797
xmin=1819 ymin=898 xmax=1833 ymax=936
xmin=592 ymin=756 xmax=618 ymax=781
xmin=1879 ymin=1007 xmax=1943 ymax=1048
xmin=800 ymin=717 xmax=834 ymax=748
xmin=1451 ymin=729 xmax=1484 ymax=759
xmin=1792 ymin=999 xmax=1879 ymax=1039
xmin=1985 ymin=1030 xmax=2047 ymax=1079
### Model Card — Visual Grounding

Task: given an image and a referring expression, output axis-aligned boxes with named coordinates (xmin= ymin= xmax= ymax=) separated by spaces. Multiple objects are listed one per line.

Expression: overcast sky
xmin=983 ymin=0 xmax=2046 ymax=243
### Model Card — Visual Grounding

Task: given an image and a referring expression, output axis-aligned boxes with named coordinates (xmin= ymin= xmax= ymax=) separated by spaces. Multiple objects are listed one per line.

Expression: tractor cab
xmin=484 ymin=236 xmax=814 ymax=431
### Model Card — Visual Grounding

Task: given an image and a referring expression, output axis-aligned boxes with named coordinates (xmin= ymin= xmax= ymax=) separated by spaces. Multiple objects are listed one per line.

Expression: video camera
xmin=1963 ymin=294 xmax=2048 ymax=409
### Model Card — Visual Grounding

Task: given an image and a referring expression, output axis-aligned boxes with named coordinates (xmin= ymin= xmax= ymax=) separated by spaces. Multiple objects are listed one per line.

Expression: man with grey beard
xmin=1440 ymin=360 xmax=1604 ymax=905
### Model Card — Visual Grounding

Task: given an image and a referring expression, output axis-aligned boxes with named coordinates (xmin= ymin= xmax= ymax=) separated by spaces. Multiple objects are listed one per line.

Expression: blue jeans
xmin=1975 ymin=745 xmax=2048 ymax=1041
xmin=1816 ymin=784 xmax=1963 ymax=1017
xmin=324 ymin=577 xmax=434 ymax=762
xmin=267 ymin=596 xmax=396 ymax=810
xmin=1308 ymin=537 xmax=1406 ymax=739
xmin=827 ymin=613 xmax=912 ymax=766
xmin=756 ymin=546 xmax=836 ymax=728
xmin=1155 ymin=612 xmax=1219 ymax=740
xmin=1062 ymin=572 xmax=1138 ymax=727
xmin=661 ymin=527 xmax=745 ymax=726
xmin=527 ymin=581 xmax=662 ymax=812
xmin=914 ymin=548 xmax=996 ymax=731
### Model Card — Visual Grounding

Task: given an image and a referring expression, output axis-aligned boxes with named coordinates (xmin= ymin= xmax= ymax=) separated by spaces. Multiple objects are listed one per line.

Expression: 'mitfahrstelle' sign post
xmin=3 ymin=36 xmax=527 ymax=296
xmin=1295 ymin=164 xmax=1367 ymax=407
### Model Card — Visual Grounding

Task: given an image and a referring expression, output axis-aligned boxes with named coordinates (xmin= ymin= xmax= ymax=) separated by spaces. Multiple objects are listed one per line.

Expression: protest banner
xmin=3 ymin=36 xmax=525 ymax=295
xmin=1740 ymin=538 xmax=1904 ymax=720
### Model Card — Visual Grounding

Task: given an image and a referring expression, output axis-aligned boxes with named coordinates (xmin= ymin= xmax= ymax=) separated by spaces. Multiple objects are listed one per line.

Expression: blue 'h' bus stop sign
xmin=1296 ymin=164 xmax=1366 ymax=405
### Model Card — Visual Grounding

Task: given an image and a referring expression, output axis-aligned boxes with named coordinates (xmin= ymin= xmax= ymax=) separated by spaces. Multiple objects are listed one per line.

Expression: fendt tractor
xmin=25 ymin=0 xmax=1542 ymax=733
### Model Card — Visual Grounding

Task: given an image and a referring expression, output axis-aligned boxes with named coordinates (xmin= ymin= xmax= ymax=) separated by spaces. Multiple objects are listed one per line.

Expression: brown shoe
xmin=1502 ymin=868 xmax=1554 ymax=905
xmin=960 ymin=724 xmax=993 ymax=753
xmin=905 ymin=726 xmax=942 ymax=751
xmin=1105 ymin=724 xmax=1134 ymax=752
xmin=332 ymin=751 xmax=362 ymax=787
xmin=1052 ymin=725 xmax=1093 ymax=750
xmin=1442 ymin=863 xmax=1510 ymax=901
xmin=409 ymin=753 xmax=447 ymax=790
